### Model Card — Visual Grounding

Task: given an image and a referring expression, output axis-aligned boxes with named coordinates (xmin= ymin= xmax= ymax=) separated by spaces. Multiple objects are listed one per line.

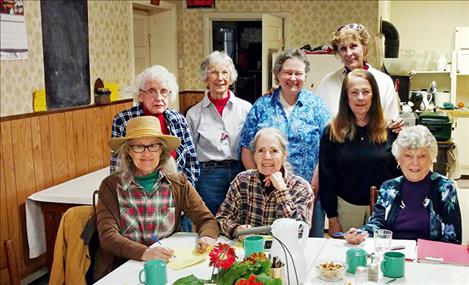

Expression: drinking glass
xmin=374 ymin=229 xmax=392 ymax=256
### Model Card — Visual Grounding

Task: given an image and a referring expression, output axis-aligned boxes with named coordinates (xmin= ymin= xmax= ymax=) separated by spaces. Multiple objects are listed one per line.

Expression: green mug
xmin=381 ymin=251 xmax=405 ymax=278
xmin=139 ymin=259 xmax=167 ymax=285
xmin=346 ymin=248 xmax=367 ymax=274
xmin=243 ymin=235 xmax=265 ymax=258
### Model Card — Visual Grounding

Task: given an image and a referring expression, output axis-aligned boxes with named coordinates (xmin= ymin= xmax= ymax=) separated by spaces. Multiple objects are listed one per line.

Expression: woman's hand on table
xmin=234 ymin=224 xmax=252 ymax=241
xmin=344 ymin=227 xmax=368 ymax=244
xmin=264 ymin=171 xmax=287 ymax=190
xmin=196 ymin=236 xmax=216 ymax=253
xmin=327 ymin=217 xmax=343 ymax=237
xmin=141 ymin=246 xmax=174 ymax=262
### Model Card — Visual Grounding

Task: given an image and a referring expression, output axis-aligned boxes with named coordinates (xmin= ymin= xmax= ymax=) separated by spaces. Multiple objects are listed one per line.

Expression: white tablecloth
xmin=26 ymin=167 xmax=110 ymax=258
xmin=94 ymin=234 xmax=469 ymax=285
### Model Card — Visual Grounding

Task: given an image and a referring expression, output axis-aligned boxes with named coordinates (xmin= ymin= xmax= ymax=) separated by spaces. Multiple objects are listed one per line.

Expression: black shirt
xmin=319 ymin=125 xmax=401 ymax=218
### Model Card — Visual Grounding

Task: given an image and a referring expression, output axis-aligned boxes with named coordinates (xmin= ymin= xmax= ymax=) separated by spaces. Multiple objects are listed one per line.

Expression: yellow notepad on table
xmin=167 ymin=246 xmax=207 ymax=270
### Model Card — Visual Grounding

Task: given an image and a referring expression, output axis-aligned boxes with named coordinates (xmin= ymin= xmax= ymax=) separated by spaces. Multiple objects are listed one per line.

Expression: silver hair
xmin=273 ymin=48 xmax=310 ymax=85
xmin=199 ymin=51 xmax=238 ymax=84
xmin=391 ymin=125 xmax=438 ymax=161
xmin=133 ymin=65 xmax=179 ymax=103
xmin=251 ymin=127 xmax=294 ymax=172
xmin=116 ymin=140 xmax=178 ymax=175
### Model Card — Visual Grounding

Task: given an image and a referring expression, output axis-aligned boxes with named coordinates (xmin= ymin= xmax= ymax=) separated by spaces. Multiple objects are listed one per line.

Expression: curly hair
xmin=330 ymin=23 xmax=371 ymax=59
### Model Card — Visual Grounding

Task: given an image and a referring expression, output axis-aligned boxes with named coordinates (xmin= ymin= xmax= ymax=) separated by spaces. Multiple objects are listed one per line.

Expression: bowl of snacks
xmin=318 ymin=260 xmax=347 ymax=282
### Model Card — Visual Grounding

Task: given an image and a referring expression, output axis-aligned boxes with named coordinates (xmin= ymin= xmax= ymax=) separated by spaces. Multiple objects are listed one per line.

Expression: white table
xmin=26 ymin=167 xmax=109 ymax=259
xmin=95 ymin=234 xmax=469 ymax=285
xmin=92 ymin=233 xmax=469 ymax=285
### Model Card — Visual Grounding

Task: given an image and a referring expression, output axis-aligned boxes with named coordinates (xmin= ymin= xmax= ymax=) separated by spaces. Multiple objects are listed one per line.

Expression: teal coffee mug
xmin=139 ymin=259 xmax=167 ymax=285
xmin=346 ymin=248 xmax=367 ymax=274
xmin=243 ymin=235 xmax=265 ymax=258
xmin=381 ymin=252 xmax=405 ymax=278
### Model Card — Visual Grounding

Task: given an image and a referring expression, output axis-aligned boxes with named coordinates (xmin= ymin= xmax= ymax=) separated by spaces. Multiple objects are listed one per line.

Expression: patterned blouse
xmin=117 ymin=170 xmax=175 ymax=245
xmin=215 ymin=169 xmax=313 ymax=239
xmin=239 ymin=88 xmax=331 ymax=182
xmin=362 ymin=172 xmax=462 ymax=244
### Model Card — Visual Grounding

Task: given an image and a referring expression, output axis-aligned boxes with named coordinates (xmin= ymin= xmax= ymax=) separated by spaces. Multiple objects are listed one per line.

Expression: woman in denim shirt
xmin=345 ymin=125 xmax=462 ymax=244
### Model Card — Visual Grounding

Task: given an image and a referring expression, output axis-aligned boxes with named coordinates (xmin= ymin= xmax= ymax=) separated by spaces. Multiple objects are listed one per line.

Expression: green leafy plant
xmin=173 ymin=242 xmax=282 ymax=285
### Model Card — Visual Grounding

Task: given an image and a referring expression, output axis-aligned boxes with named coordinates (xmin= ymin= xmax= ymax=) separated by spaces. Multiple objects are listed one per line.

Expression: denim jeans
xmin=180 ymin=215 xmax=192 ymax=232
xmin=309 ymin=199 xmax=325 ymax=237
xmin=196 ymin=161 xmax=243 ymax=215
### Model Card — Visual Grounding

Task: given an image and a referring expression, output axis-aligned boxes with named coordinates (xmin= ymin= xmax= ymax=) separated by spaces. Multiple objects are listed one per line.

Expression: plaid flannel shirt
xmin=215 ymin=169 xmax=313 ymax=238
xmin=117 ymin=170 xmax=175 ymax=245
xmin=110 ymin=104 xmax=200 ymax=185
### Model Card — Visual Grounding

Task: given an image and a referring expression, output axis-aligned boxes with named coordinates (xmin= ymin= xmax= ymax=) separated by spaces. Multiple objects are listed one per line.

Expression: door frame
xmin=203 ymin=12 xmax=290 ymax=60
xmin=129 ymin=1 xmax=179 ymax=108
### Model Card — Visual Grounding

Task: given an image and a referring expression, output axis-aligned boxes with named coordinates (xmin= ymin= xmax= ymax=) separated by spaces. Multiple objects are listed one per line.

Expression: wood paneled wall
xmin=179 ymin=91 xmax=205 ymax=115
xmin=0 ymin=100 xmax=132 ymax=284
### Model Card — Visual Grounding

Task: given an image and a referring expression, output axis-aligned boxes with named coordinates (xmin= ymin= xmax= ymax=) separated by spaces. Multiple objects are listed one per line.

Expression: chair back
xmin=3 ymin=239 xmax=21 ymax=285
xmin=369 ymin=186 xmax=379 ymax=213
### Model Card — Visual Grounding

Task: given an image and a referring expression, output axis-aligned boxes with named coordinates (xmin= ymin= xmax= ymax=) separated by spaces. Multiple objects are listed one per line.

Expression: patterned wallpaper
xmin=176 ymin=0 xmax=379 ymax=91
xmin=0 ymin=0 xmax=133 ymax=117
xmin=1 ymin=0 xmax=379 ymax=116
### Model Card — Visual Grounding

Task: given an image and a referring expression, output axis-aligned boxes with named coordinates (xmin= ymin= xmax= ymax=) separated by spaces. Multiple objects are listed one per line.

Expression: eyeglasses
xmin=337 ymin=23 xmax=364 ymax=32
xmin=130 ymin=143 xmax=162 ymax=153
xmin=139 ymin=88 xmax=170 ymax=99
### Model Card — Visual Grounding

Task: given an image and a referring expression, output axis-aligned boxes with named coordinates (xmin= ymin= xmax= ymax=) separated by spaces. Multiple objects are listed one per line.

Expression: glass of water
xmin=374 ymin=229 xmax=392 ymax=256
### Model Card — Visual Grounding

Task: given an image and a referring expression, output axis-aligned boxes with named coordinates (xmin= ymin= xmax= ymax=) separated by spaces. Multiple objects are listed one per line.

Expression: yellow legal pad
xmin=167 ymin=246 xmax=208 ymax=270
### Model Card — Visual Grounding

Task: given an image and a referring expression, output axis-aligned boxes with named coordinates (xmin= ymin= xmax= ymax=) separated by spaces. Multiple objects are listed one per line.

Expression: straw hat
xmin=108 ymin=116 xmax=181 ymax=151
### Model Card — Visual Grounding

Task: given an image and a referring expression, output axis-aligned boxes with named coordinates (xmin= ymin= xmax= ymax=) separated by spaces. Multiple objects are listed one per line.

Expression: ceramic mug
xmin=139 ymin=259 xmax=167 ymax=285
xmin=243 ymin=235 xmax=265 ymax=258
xmin=346 ymin=248 xmax=367 ymax=274
xmin=381 ymin=252 xmax=405 ymax=278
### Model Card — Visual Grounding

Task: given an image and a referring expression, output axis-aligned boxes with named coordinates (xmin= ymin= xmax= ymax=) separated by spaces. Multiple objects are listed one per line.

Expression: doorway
xmin=212 ymin=21 xmax=262 ymax=104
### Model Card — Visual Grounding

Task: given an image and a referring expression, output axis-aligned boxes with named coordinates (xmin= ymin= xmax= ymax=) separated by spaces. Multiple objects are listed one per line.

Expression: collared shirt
xmin=117 ymin=170 xmax=175 ymax=246
xmin=239 ymin=88 xmax=331 ymax=182
xmin=186 ymin=91 xmax=252 ymax=162
xmin=362 ymin=172 xmax=462 ymax=244
xmin=215 ymin=169 xmax=313 ymax=239
xmin=110 ymin=104 xmax=200 ymax=185
xmin=316 ymin=65 xmax=400 ymax=121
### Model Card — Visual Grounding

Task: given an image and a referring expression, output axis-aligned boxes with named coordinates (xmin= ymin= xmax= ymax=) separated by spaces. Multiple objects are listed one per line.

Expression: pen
xmin=151 ymin=234 xmax=177 ymax=259
xmin=390 ymin=245 xmax=405 ymax=250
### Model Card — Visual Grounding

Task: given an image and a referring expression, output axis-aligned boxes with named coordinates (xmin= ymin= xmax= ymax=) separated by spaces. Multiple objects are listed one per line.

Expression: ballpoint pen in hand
xmin=151 ymin=234 xmax=177 ymax=259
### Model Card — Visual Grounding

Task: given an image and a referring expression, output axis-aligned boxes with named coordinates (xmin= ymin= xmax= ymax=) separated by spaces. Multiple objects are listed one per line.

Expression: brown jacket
xmin=94 ymin=171 xmax=219 ymax=280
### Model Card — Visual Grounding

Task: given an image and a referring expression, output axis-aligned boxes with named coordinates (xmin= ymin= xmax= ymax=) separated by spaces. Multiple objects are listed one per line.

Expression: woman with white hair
xmin=216 ymin=127 xmax=313 ymax=239
xmin=110 ymin=65 xmax=199 ymax=186
xmin=344 ymin=125 xmax=462 ymax=244
xmin=186 ymin=51 xmax=252 ymax=215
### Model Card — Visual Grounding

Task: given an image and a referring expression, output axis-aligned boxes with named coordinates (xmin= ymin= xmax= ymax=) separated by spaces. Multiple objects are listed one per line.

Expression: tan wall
xmin=175 ymin=0 xmax=380 ymax=91
xmin=0 ymin=1 xmax=133 ymax=117
xmin=390 ymin=1 xmax=469 ymax=56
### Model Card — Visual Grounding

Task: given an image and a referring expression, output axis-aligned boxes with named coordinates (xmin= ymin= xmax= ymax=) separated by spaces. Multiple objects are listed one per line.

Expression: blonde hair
xmin=331 ymin=23 xmax=371 ymax=59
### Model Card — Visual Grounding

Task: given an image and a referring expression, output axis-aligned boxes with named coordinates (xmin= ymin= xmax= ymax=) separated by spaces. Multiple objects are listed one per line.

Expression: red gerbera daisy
xmin=235 ymin=275 xmax=263 ymax=285
xmin=209 ymin=242 xmax=237 ymax=269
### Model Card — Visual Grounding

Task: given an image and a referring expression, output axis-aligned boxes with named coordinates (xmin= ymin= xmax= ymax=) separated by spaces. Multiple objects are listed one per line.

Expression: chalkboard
xmin=41 ymin=0 xmax=90 ymax=110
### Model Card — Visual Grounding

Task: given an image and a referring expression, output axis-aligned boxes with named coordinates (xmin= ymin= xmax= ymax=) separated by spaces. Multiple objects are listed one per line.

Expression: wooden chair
xmin=369 ymin=186 xmax=379 ymax=213
xmin=3 ymin=239 xmax=21 ymax=285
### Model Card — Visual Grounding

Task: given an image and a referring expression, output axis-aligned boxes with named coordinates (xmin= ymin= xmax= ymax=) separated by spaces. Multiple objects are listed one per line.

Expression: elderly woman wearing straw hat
xmin=94 ymin=116 xmax=218 ymax=279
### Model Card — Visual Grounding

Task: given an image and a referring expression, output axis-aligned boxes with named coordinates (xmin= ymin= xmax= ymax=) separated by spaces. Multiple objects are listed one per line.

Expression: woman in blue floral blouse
xmin=345 ymin=125 xmax=462 ymax=244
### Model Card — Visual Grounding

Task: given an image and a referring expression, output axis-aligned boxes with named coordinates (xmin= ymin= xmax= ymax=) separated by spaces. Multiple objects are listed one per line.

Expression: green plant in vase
xmin=174 ymin=242 xmax=282 ymax=285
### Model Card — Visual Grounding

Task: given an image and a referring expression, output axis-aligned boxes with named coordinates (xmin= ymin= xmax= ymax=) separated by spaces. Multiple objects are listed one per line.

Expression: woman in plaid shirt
xmin=216 ymin=128 xmax=314 ymax=239
xmin=94 ymin=116 xmax=218 ymax=280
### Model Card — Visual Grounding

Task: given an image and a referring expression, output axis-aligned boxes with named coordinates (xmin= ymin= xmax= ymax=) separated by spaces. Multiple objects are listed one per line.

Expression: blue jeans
xmin=196 ymin=161 xmax=243 ymax=215
xmin=180 ymin=215 xmax=192 ymax=232
xmin=309 ymin=199 xmax=325 ymax=237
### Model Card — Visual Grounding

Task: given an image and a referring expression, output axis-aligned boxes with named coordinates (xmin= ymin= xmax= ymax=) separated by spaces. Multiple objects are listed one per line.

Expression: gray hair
xmin=273 ymin=48 xmax=310 ymax=85
xmin=251 ymin=127 xmax=294 ymax=172
xmin=133 ymin=65 xmax=179 ymax=103
xmin=116 ymin=140 xmax=178 ymax=175
xmin=391 ymin=125 xmax=438 ymax=161
xmin=199 ymin=51 xmax=238 ymax=84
